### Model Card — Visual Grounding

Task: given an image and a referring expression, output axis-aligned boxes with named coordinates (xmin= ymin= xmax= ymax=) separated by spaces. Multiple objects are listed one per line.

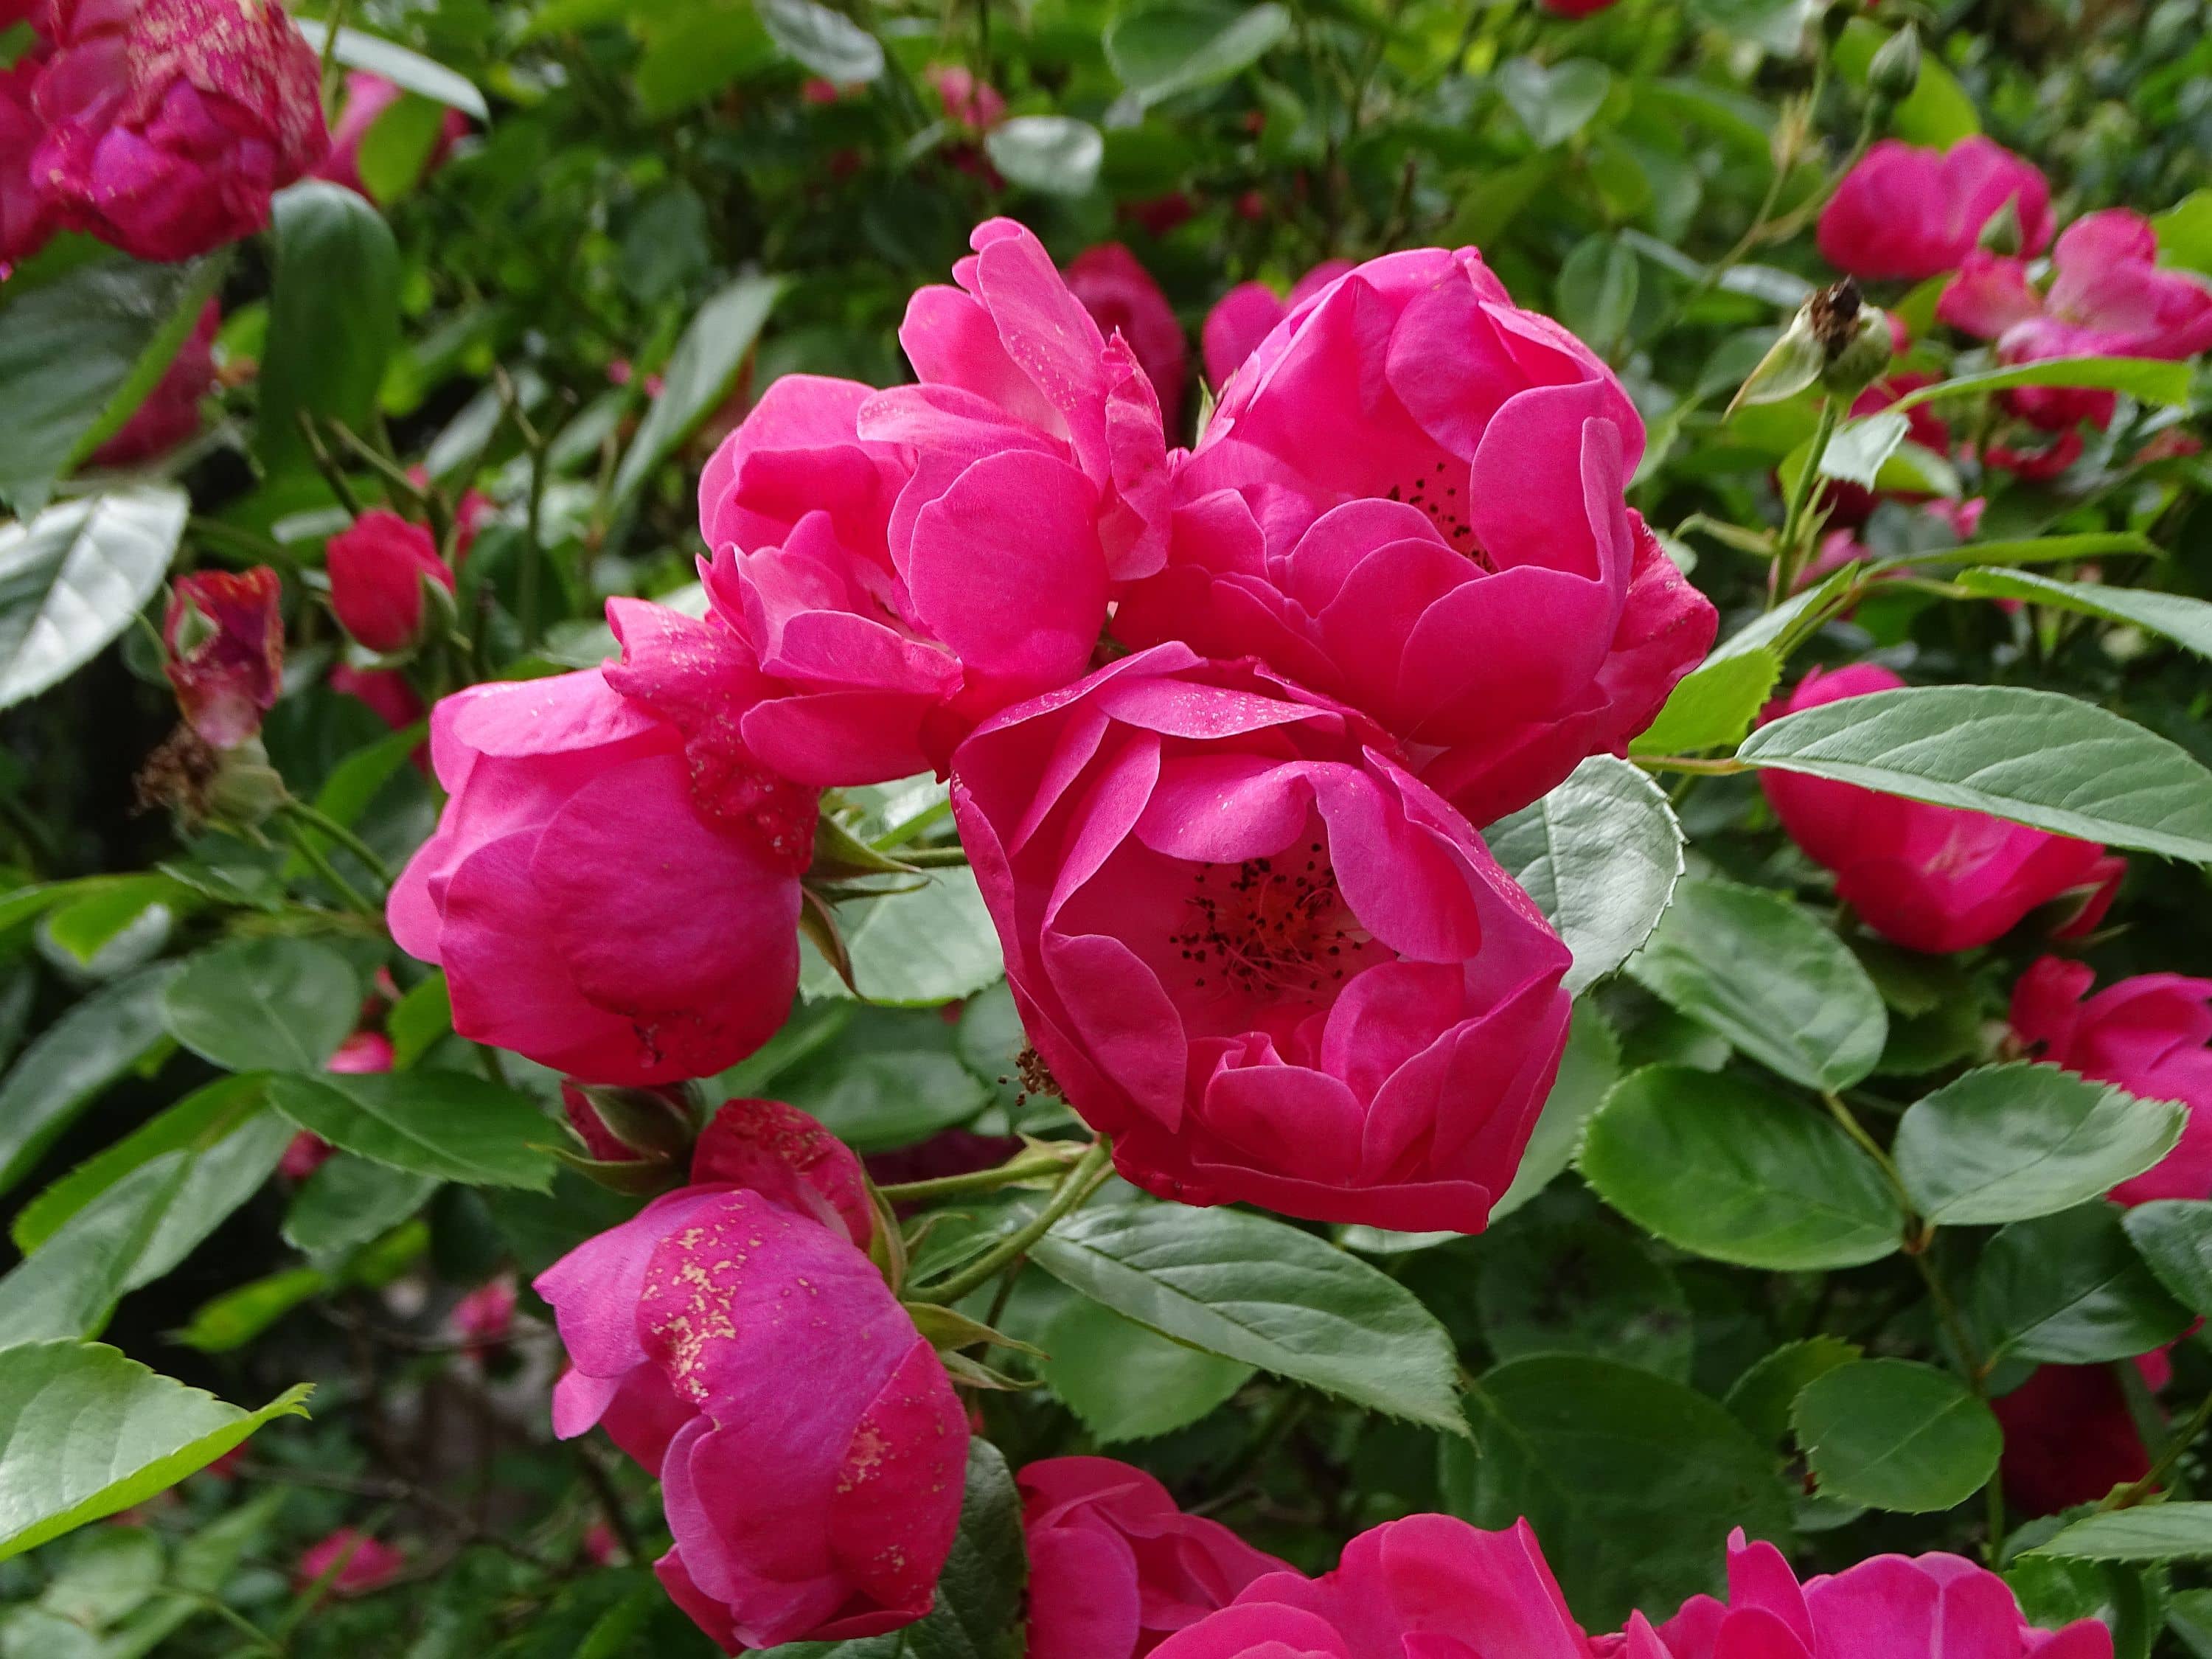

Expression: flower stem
xmin=875 ymin=1147 xmax=1085 ymax=1205
xmin=1773 ymin=395 xmax=1841 ymax=604
xmin=281 ymin=799 xmax=394 ymax=891
xmin=908 ymin=1138 xmax=1113 ymax=1305
xmin=2106 ymin=1387 xmax=2212 ymax=1510
xmin=282 ymin=818 xmax=378 ymax=918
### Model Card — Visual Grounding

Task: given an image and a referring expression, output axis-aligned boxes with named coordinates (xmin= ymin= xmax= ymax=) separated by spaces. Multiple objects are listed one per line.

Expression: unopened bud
xmin=1868 ymin=24 xmax=1921 ymax=103
xmin=205 ymin=736 xmax=290 ymax=830
xmin=1978 ymin=197 xmax=2024 ymax=257
xmin=562 ymin=1080 xmax=698 ymax=1163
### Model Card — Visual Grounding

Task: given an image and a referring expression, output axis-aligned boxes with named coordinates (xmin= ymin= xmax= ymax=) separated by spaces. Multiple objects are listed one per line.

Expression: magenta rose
xmin=0 ymin=53 xmax=55 ymax=266
xmin=1200 ymin=260 xmax=1351 ymax=389
xmin=950 ymin=644 xmax=1572 ymax=1233
xmin=1641 ymin=1529 xmax=2110 ymax=1659
xmin=1064 ymin=241 xmax=1189 ymax=436
xmin=2012 ymin=955 xmax=2212 ymax=1204
xmin=326 ymin=509 xmax=456 ymax=655
xmin=536 ymin=1099 xmax=967 ymax=1650
xmin=1021 ymin=1457 xmax=1292 ymax=1659
xmin=1118 ymin=246 xmax=1714 ymax=826
xmin=91 ymin=299 xmax=218 ymax=467
xmin=163 ymin=566 xmax=282 ymax=748
xmin=295 ymin=1529 xmax=404 ymax=1599
xmin=1760 ymin=666 xmax=2123 ymax=955
xmin=1816 ymin=138 xmax=2052 ymax=283
xmin=32 ymin=0 xmax=329 ymax=263
xmin=386 ymin=664 xmax=813 ymax=1085
xmin=316 ymin=70 xmax=467 ymax=201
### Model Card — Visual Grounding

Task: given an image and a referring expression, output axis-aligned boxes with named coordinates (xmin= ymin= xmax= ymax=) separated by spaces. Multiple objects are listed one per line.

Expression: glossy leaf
xmin=1039 ymin=1297 xmax=1253 ymax=1444
xmin=1972 ymin=1206 xmax=2192 ymax=1366
xmin=2123 ymin=1200 xmax=2212 ymax=1317
xmin=265 ymin=1071 xmax=556 ymax=1189
xmin=256 ymin=184 xmax=402 ymax=478
xmin=1956 ymin=568 xmax=2212 ymax=662
xmin=755 ymin=0 xmax=885 ymax=83
xmin=984 ymin=118 xmax=1105 ymax=195
xmin=2033 ymin=1506 xmax=2212 ymax=1562
xmin=0 ymin=490 xmax=188 ymax=711
xmin=161 ymin=937 xmax=361 ymax=1074
xmin=1105 ymin=3 xmax=1289 ymax=108
xmin=1628 ymin=647 xmax=1781 ymax=757
xmin=0 ymin=964 xmax=181 ymax=1196
xmin=1792 ymin=1359 xmax=2001 ymax=1514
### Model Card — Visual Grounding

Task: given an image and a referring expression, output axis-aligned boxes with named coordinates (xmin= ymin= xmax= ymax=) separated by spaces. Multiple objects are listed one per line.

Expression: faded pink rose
xmin=1939 ymin=209 xmax=2212 ymax=431
xmin=1118 ymin=246 xmax=1713 ymax=827
xmin=1992 ymin=1363 xmax=2153 ymax=1517
xmin=950 ymin=644 xmax=1573 ymax=1233
xmin=2013 ymin=956 xmax=2212 ymax=1204
xmin=536 ymin=1098 xmax=967 ymax=1650
xmin=296 ymin=1529 xmax=405 ymax=1598
xmin=327 ymin=510 xmax=454 ymax=655
xmin=1022 ymin=1457 xmax=1292 ymax=1659
xmin=163 ymin=566 xmax=281 ymax=748
xmin=1200 ymin=261 xmax=1352 ymax=389
xmin=316 ymin=70 xmax=467 ymax=201
xmin=32 ymin=0 xmax=329 ymax=262
xmin=91 ymin=299 xmax=218 ymax=467
xmin=1760 ymin=666 xmax=2123 ymax=955
xmin=386 ymin=666 xmax=812 ymax=1085
xmin=1641 ymin=1529 xmax=2110 ymax=1659
xmin=1064 ymin=241 xmax=1188 ymax=436
xmin=0 ymin=54 xmax=54 ymax=266
xmin=1817 ymin=138 xmax=2052 ymax=284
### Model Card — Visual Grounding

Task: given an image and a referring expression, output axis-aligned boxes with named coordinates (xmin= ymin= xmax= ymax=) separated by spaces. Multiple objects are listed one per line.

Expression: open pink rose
xmin=1065 ymin=242 xmax=1188 ymax=437
xmin=1760 ymin=666 xmax=2124 ymax=955
xmin=32 ymin=0 xmax=329 ymax=262
xmin=316 ymin=70 xmax=467 ymax=201
xmin=1022 ymin=1456 xmax=1292 ymax=1659
xmin=536 ymin=1099 xmax=966 ymax=1651
xmin=1200 ymin=260 xmax=1352 ymax=389
xmin=1938 ymin=209 xmax=2212 ymax=431
xmin=164 ymin=566 xmax=282 ymax=748
xmin=950 ymin=644 xmax=1573 ymax=1232
xmin=1992 ymin=1363 xmax=2153 ymax=1517
xmin=1641 ymin=1529 xmax=2111 ymax=1658
xmin=1119 ymin=246 xmax=1712 ymax=827
xmin=2012 ymin=956 xmax=2212 ymax=1204
xmin=386 ymin=665 xmax=812 ymax=1085
xmin=91 ymin=299 xmax=218 ymax=467
xmin=327 ymin=510 xmax=456 ymax=654
xmin=1817 ymin=138 xmax=2052 ymax=284
xmin=296 ymin=1529 xmax=405 ymax=1598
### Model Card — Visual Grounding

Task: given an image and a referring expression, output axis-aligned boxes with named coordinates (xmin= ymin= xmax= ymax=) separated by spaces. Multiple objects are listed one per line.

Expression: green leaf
xmin=161 ymin=937 xmax=360 ymax=1074
xmin=2157 ymin=191 xmax=2212 ymax=276
xmin=800 ymin=868 xmax=1004 ymax=1005
xmin=1899 ymin=532 xmax=2162 ymax=572
xmin=1626 ymin=878 xmax=1888 ymax=1092
xmin=1105 ymin=4 xmax=1290 ymax=109
xmin=1705 ymin=560 xmax=1858 ymax=668
xmin=172 ymin=1266 xmax=330 ymax=1354
xmin=984 ymin=118 xmax=1105 ymax=196
xmin=1738 ymin=685 xmax=2212 ymax=863
xmin=754 ymin=0 xmax=884 ymax=83
xmin=265 ymin=1070 xmax=556 ymax=1189
xmin=283 ymin=1155 xmax=440 ymax=1261
xmin=2122 ymin=1200 xmax=2212 ymax=1317
xmin=611 ymin=274 xmax=783 ymax=509
xmin=909 ymin=1439 xmax=1026 ymax=1659
xmin=631 ymin=4 xmax=776 ymax=117
xmin=1725 ymin=1335 xmax=1861 ymax=1444
xmin=1491 ymin=1003 xmax=1621 ymax=1224
xmin=0 ymin=964 xmax=181 ymax=1196
xmin=0 ymin=490 xmax=188 ymax=711
xmin=40 ymin=875 xmax=191 ymax=967
xmin=1556 ymin=234 xmax=1640 ymax=355
xmin=782 ymin=1051 xmax=987 ymax=1152
xmin=1487 ymin=757 xmax=1685 ymax=995
xmin=386 ymin=973 xmax=452 ymax=1069
xmin=1791 ymin=1359 xmax=2001 ymax=1514
xmin=354 ymin=92 xmax=451 ymax=206
xmin=256 ymin=183 xmax=403 ymax=478
xmin=1834 ymin=18 xmax=1980 ymax=145
xmin=1580 ymin=1066 xmax=1905 ymax=1270
xmin=0 ymin=1341 xmax=309 ymax=1561
xmin=1893 ymin=1062 xmax=2185 ymax=1226
xmin=1821 ymin=411 xmax=1910 ymax=488
xmin=2032 ymin=1506 xmax=2212 ymax=1562
xmin=291 ymin=23 xmax=489 ymax=118
xmin=1955 ymin=569 xmax=2212 ymax=662
xmin=1629 ymin=648 xmax=1781 ymax=757
xmin=1888 ymin=356 xmax=2194 ymax=413
xmin=1039 ymin=1296 xmax=1252 ymax=1444
xmin=1026 ymin=1200 xmax=1467 ymax=1435
xmin=1475 ymin=1211 xmax=1692 ymax=1381
xmin=1688 ymin=0 xmax=1811 ymax=54
xmin=1973 ymin=1206 xmax=2192 ymax=1365
xmin=1446 ymin=1355 xmax=1794 ymax=1630
xmin=1498 ymin=57 xmax=1613 ymax=150
xmin=13 ymin=1075 xmax=267 ymax=1252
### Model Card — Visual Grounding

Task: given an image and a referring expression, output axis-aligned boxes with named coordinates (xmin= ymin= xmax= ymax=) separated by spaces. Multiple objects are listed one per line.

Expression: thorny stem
xmin=910 ymin=1138 xmax=1114 ymax=1304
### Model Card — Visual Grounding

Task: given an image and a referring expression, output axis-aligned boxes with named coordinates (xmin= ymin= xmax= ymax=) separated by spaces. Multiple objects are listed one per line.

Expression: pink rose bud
xmin=329 ymin=1030 xmax=393 ymax=1073
xmin=326 ymin=509 xmax=456 ymax=655
xmin=91 ymin=299 xmax=218 ymax=467
xmin=279 ymin=1130 xmax=331 ymax=1180
xmin=560 ymin=1079 xmax=695 ymax=1163
xmin=1062 ymin=242 xmax=1188 ymax=437
xmin=163 ymin=566 xmax=282 ymax=748
xmin=950 ymin=644 xmax=1573 ymax=1234
xmin=450 ymin=1274 xmax=517 ymax=1354
xmin=1760 ymin=666 xmax=2124 ymax=956
xmin=0 ymin=53 xmax=55 ymax=268
xmin=1199 ymin=261 xmax=1351 ymax=389
xmin=2012 ymin=956 xmax=2212 ymax=1205
xmin=1992 ymin=1363 xmax=2154 ymax=1517
xmin=295 ymin=1528 xmax=405 ymax=1599
xmin=535 ymin=1099 xmax=966 ymax=1650
xmin=1021 ymin=1457 xmax=1293 ymax=1659
xmin=32 ymin=0 xmax=330 ymax=263
xmin=386 ymin=667 xmax=813 ymax=1086
xmin=926 ymin=63 xmax=1004 ymax=131
xmin=1116 ymin=245 xmax=1715 ymax=827
xmin=316 ymin=70 xmax=467 ymax=201
xmin=1627 ymin=1528 xmax=2113 ymax=1658
xmin=1816 ymin=138 xmax=2052 ymax=283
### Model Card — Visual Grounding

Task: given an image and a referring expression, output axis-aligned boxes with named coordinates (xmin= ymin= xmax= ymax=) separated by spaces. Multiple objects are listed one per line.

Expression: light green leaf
xmin=265 ymin=1070 xmax=555 ymax=1189
xmin=0 ymin=490 xmax=187 ymax=711
xmin=13 ymin=1075 xmax=267 ymax=1253
xmin=1039 ymin=1297 xmax=1253 ymax=1444
xmin=0 ymin=964 xmax=181 ymax=1196
xmin=1888 ymin=356 xmax=2194 ymax=414
xmin=1973 ymin=1206 xmax=2192 ymax=1365
xmin=257 ymin=184 xmax=402 ymax=478
xmin=754 ymin=0 xmax=883 ymax=83
xmin=172 ymin=1267 xmax=331 ymax=1354
xmin=1629 ymin=648 xmax=1781 ymax=757
xmin=2157 ymin=191 xmax=2212 ymax=276
xmin=1955 ymin=569 xmax=2212 ymax=662
xmin=292 ymin=22 xmax=490 ymax=119
xmin=1498 ymin=58 xmax=1613 ymax=150
xmin=2032 ymin=1506 xmax=2212 ymax=1562
xmin=801 ymin=867 xmax=1004 ymax=1006
xmin=1792 ymin=1359 xmax=2000 ymax=1514
xmin=1105 ymin=3 xmax=1290 ymax=108
xmin=984 ymin=118 xmax=1105 ymax=196
xmin=1834 ymin=18 xmax=1979 ymax=145
xmin=611 ymin=274 xmax=784 ymax=509
xmin=161 ymin=938 xmax=360 ymax=1074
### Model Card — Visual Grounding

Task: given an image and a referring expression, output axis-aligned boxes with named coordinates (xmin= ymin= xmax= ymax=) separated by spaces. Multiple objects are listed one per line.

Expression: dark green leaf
xmin=2123 ymin=1200 xmax=2212 ymax=1317
xmin=283 ymin=1154 xmax=440 ymax=1261
xmin=265 ymin=1070 xmax=556 ymax=1189
xmin=782 ymin=1051 xmax=987 ymax=1152
xmin=161 ymin=937 xmax=360 ymax=1074
xmin=13 ymin=1075 xmax=266 ymax=1252
xmin=1491 ymin=1003 xmax=1621 ymax=1225
xmin=0 ymin=964 xmax=181 ymax=1195
xmin=1791 ymin=1359 xmax=2000 ymax=1514
xmin=256 ymin=183 xmax=402 ymax=478
xmin=1973 ymin=1206 xmax=2192 ymax=1365
xmin=611 ymin=274 xmax=783 ymax=508
xmin=1726 ymin=1336 xmax=1861 ymax=1444
xmin=1556 ymin=234 xmax=1640 ymax=355
xmin=1475 ymin=1211 xmax=1692 ymax=1380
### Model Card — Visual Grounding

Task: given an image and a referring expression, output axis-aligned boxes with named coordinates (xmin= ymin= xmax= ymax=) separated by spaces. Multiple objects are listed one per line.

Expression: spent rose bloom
xmin=2012 ymin=956 xmax=2212 ymax=1204
xmin=1640 ymin=1529 xmax=2112 ymax=1659
xmin=536 ymin=1098 xmax=967 ymax=1650
xmin=327 ymin=510 xmax=456 ymax=655
xmin=296 ymin=1529 xmax=404 ymax=1598
xmin=1064 ymin=242 xmax=1189 ymax=437
xmin=1938 ymin=209 xmax=2212 ymax=431
xmin=1021 ymin=1457 xmax=1292 ymax=1659
xmin=950 ymin=644 xmax=1573 ymax=1232
xmin=1117 ymin=246 xmax=1714 ymax=826
xmin=316 ymin=70 xmax=467 ymax=201
xmin=386 ymin=664 xmax=813 ymax=1085
xmin=1760 ymin=666 xmax=2124 ymax=955
xmin=91 ymin=299 xmax=218 ymax=467
xmin=32 ymin=0 xmax=330 ymax=263
xmin=1816 ymin=138 xmax=2053 ymax=283
xmin=163 ymin=566 xmax=282 ymax=748
xmin=1200 ymin=260 xmax=1352 ymax=389
xmin=1992 ymin=1363 xmax=2154 ymax=1516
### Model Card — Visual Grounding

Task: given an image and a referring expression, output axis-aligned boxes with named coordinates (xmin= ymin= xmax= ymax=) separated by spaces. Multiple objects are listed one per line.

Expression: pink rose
xmin=535 ymin=1098 xmax=967 ymax=1650
xmin=1118 ymin=246 xmax=1714 ymax=826
xmin=1153 ymin=1514 xmax=1639 ymax=1659
xmin=386 ymin=666 xmax=813 ymax=1085
xmin=327 ymin=509 xmax=455 ymax=655
xmin=1816 ymin=138 xmax=2052 ymax=283
xmin=91 ymin=299 xmax=218 ymax=467
xmin=163 ymin=566 xmax=282 ymax=748
xmin=0 ymin=54 xmax=55 ymax=267
xmin=1641 ymin=1529 xmax=2111 ymax=1658
xmin=950 ymin=644 xmax=1573 ymax=1232
xmin=296 ymin=1528 xmax=405 ymax=1598
xmin=1938 ymin=209 xmax=2212 ymax=431
xmin=1064 ymin=241 xmax=1189 ymax=436
xmin=1542 ymin=0 xmax=1621 ymax=14
xmin=1992 ymin=1363 xmax=2153 ymax=1517
xmin=31 ymin=0 xmax=330 ymax=263
xmin=451 ymin=1274 xmax=517 ymax=1354
xmin=1021 ymin=1456 xmax=1293 ymax=1659
xmin=1199 ymin=260 xmax=1352 ymax=389
xmin=316 ymin=70 xmax=467 ymax=201
xmin=1759 ymin=666 xmax=2124 ymax=955
xmin=2012 ymin=956 xmax=2212 ymax=1204
xmin=926 ymin=63 xmax=1005 ymax=131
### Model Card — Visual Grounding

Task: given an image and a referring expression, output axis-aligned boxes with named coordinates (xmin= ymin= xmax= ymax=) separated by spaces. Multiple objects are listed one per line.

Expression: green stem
xmin=910 ymin=1138 xmax=1113 ymax=1304
xmin=282 ymin=799 xmax=394 ymax=890
xmin=1773 ymin=396 xmax=1841 ymax=605
xmin=1632 ymin=755 xmax=1750 ymax=777
xmin=875 ymin=1148 xmax=1083 ymax=1205
xmin=284 ymin=819 xmax=378 ymax=918
xmin=2106 ymin=1388 xmax=2212 ymax=1509
xmin=894 ymin=844 xmax=970 ymax=870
